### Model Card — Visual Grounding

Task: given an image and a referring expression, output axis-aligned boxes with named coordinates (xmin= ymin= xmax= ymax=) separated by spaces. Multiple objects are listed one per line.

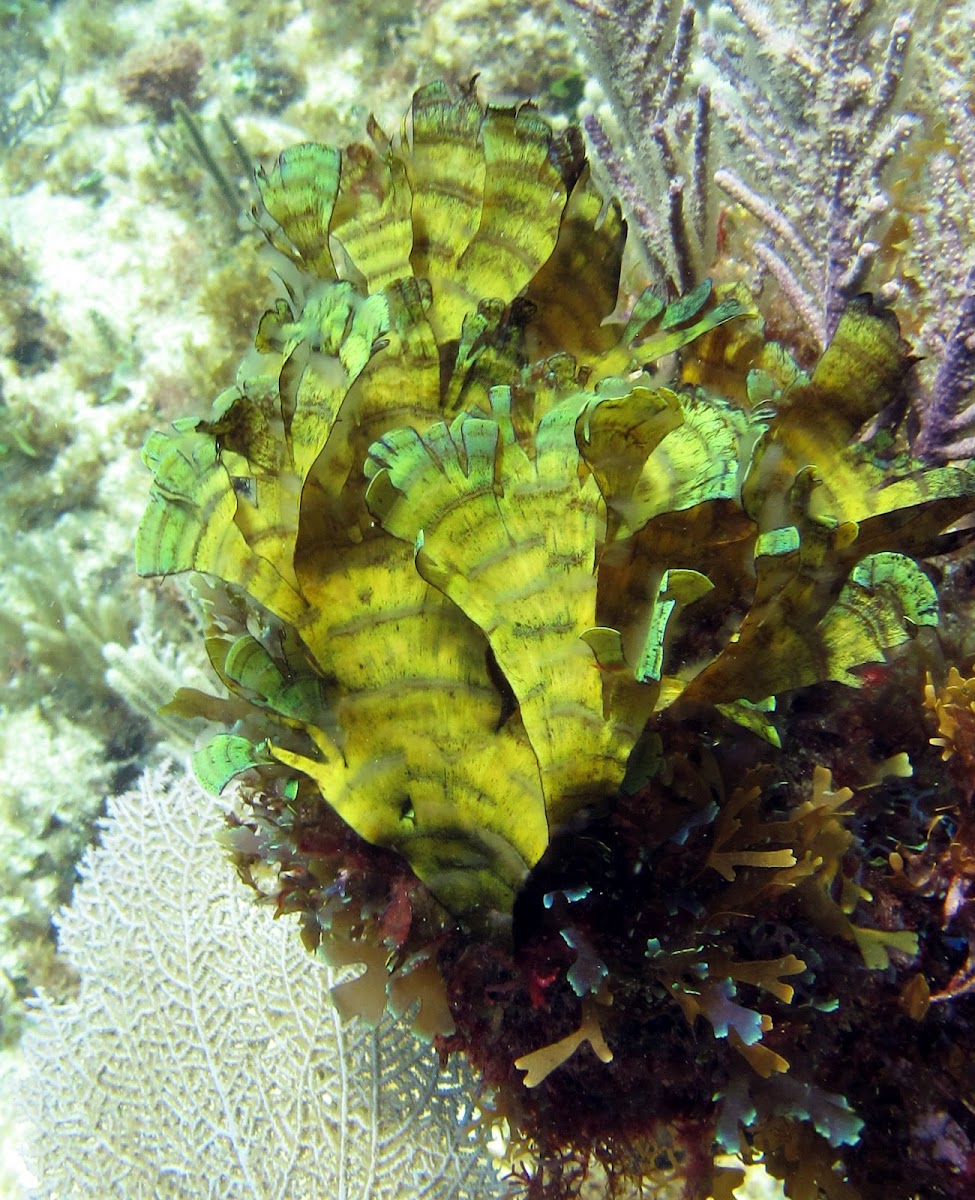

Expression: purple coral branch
xmin=689 ymin=85 xmax=711 ymax=245
xmin=560 ymin=1 xmax=711 ymax=292
xmin=657 ymin=4 xmax=694 ymax=117
xmin=581 ymin=112 xmax=672 ymax=289
xmin=914 ymin=272 xmax=975 ymax=463
xmin=705 ymin=0 xmax=917 ymax=349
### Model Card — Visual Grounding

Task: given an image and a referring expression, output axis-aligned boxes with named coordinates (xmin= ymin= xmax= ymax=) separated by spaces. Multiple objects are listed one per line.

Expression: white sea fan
xmin=17 ymin=765 xmax=502 ymax=1200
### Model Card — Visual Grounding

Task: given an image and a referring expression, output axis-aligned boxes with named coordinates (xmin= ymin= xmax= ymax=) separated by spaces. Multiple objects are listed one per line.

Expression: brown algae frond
xmin=136 ymin=82 xmax=975 ymax=1199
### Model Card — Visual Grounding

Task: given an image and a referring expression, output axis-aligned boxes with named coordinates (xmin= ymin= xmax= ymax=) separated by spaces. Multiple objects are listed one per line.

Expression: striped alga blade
xmin=680 ymin=531 xmax=940 ymax=708
xmin=283 ymin=287 xmax=391 ymax=482
xmin=451 ymin=102 xmax=567 ymax=321
xmin=817 ymin=552 xmax=939 ymax=687
xmin=365 ymin=402 xmax=637 ymax=827
xmin=846 ymin=466 xmax=975 ymax=558
xmin=406 ymin=81 xmax=486 ymax=343
xmin=797 ymin=296 xmax=912 ymax=445
xmin=199 ymin=387 xmax=302 ymax=591
xmin=257 ymin=142 xmax=341 ymax=280
xmin=136 ymin=426 xmax=308 ymax=631
xmin=618 ymin=393 xmax=747 ymax=538
xmin=522 ymin=165 xmax=626 ymax=364
xmin=292 ymin=282 xmax=443 ymax=630
xmin=287 ymin=279 xmax=441 ymax=571
xmin=574 ymin=382 xmax=683 ymax=538
xmin=222 ymin=634 xmax=322 ymax=723
xmin=590 ymin=287 xmax=753 ymax=384
xmin=744 ymin=298 xmax=914 ymax=523
xmin=184 ymin=285 xmax=391 ymax=597
xmin=330 ymin=127 xmax=415 ymax=294
xmin=271 ymin=710 xmax=549 ymax=923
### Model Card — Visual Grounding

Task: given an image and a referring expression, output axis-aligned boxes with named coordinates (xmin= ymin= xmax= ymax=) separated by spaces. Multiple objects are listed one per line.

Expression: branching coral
xmin=700 ymin=0 xmax=917 ymax=350
xmin=135 ymin=82 xmax=975 ymax=1199
xmin=557 ymin=0 xmax=713 ymax=291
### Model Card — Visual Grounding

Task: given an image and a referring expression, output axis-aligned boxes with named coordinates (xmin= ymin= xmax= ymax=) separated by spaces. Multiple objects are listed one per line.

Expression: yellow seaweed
xmin=137 ymin=83 xmax=975 ymax=929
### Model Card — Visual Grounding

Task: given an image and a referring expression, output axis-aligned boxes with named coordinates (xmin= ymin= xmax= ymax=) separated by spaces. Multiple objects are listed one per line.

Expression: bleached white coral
xmin=17 ymin=764 xmax=503 ymax=1200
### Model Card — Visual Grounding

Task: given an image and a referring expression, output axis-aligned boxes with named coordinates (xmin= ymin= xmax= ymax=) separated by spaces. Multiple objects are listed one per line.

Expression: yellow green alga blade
xmin=680 ymin=514 xmax=941 ymax=707
xmin=451 ymin=102 xmax=568 ymax=318
xmin=406 ymin=81 xmax=487 ymax=343
xmin=257 ymin=142 xmax=341 ymax=279
xmin=330 ymin=127 xmax=415 ymax=294
xmin=136 ymin=425 xmax=309 ymax=631
xmin=365 ymin=396 xmax=646 ymax=827
xmin=744 ymin=297 xmax=914 ymax=527
xmin=271 ymin=715 xmax=548 ymax=921
xmin=523 ymin=164 xmax=626 ymax=364
xmin=135 ymin=80 xmax=975 ymax=945
xmin=590 ymin=282 xmax=754 ymax=383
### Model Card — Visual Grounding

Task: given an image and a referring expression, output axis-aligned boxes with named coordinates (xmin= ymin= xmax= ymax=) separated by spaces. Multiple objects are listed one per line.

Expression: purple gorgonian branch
xmin=558 ymin=0 xmax=714 ymax=293
xmin=701 ymin=0 xmax=917 ymax=349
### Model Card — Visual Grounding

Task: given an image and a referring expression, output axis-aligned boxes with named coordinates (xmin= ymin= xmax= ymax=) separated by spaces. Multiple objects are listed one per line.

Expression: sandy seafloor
xmin=0 ymin=0 xmax=787 ymax=1196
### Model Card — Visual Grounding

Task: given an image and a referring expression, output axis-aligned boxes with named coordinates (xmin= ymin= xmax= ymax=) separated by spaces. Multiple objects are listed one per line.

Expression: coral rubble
xmin=136 ymin=81 xmax=975 ymax=1198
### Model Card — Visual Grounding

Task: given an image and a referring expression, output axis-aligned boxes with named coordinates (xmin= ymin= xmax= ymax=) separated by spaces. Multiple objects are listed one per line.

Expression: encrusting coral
xmin=136 ymin=81 xmax=975 ymax=1198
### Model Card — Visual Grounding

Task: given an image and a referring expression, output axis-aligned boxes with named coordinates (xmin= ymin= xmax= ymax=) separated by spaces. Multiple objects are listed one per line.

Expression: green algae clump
xmin=136 ymin=81 xmax=975 ymax=932
xmin=134 ymin=80 xmax=975 ymax=1200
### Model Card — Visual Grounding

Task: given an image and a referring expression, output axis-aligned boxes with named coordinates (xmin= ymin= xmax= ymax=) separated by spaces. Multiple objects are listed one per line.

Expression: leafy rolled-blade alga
xmin=137 ymin=82 xmax=975 ymax=1200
